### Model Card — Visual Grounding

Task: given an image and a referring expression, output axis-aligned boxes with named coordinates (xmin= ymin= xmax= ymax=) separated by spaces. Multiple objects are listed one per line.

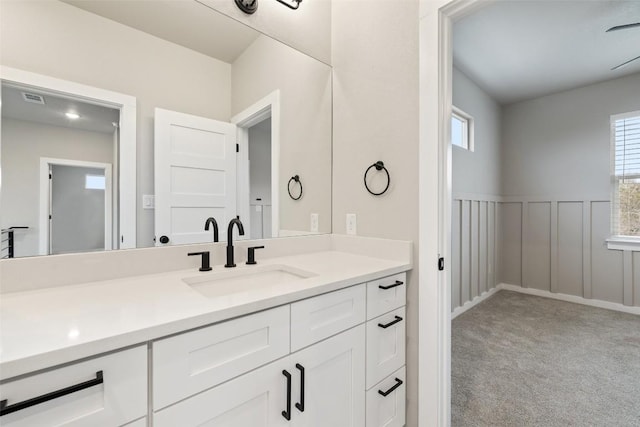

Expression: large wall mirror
xmin=0 ymin=0 xmax=332 ymax=259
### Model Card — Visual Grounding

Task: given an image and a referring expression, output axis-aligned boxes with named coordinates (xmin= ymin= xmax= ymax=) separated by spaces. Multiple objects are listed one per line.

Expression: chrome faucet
xmin=204 ymin=217 xmax=219 ymax=242
xmin=225 ymin=218 xmax=245 ymax=268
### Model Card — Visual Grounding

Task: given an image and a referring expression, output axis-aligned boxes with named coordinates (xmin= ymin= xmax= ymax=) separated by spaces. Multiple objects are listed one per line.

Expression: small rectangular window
xmin=85 ymin=174 xmax=106 ymax=190
xmin=611 ymin=111 xmax=640 ymax=237
xmin=451 ymin=106 xmax=474 ymax=151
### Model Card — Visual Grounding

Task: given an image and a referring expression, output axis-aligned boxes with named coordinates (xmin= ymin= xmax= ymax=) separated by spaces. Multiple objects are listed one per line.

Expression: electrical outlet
xmin=346 ymin=213 xmax=357 ymax=235
xmin=310 ymin=213 xmax=319 ymax=232
xmin=142 ymin=195 xmax=155 ymax=209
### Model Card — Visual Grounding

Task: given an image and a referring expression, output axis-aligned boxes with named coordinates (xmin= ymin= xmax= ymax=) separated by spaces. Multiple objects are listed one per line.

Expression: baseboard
xmin=451 ymin=286 xmax=501 ymax=319
xmin=498 ymin=283 xmax=640 ymax=316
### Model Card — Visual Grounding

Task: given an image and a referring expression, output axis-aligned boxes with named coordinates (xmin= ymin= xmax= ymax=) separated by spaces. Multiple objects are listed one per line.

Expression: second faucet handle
xmin=188 ymin=251 xmax=212 ymax=272
xmin=246 ymin=246 xmax=265 ymax=265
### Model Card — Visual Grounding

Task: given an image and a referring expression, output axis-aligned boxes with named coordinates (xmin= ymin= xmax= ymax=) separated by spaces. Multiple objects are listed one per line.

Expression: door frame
xmin=39 ymin=157 xmax=113 ymax=254
xmin=0 ymin=66 xmax=137 ymax=249
xmin=418 ymin=0 xmax=490 ymax=425
xmin=231 ymin=90 xmax=281 ymax=239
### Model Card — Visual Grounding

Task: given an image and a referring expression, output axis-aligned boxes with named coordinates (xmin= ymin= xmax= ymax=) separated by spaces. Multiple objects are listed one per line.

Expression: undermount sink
xmin=182 ymin=264 xmax=317 ymax=298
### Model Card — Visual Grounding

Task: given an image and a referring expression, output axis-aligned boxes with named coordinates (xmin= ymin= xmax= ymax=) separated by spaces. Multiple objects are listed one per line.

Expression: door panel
xmin=154 ymin=108 xmax=236 ymax=245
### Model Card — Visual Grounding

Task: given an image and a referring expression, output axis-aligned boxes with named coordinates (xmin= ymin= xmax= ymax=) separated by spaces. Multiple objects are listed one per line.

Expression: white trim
xmin=451 ymin=286 xmax=500 ymax=319
xmin=611 ymin=110 xmax=640 ymax=122
xmin=1 ymin=66 xmax=137 ymax=249
xmin=39 ymin=158 xmax=113 ymax=255
xmin=231 ymin=91 xmax=281 ymax=238
xmin=498 ymin=283 xmax=640 ymax=316
xmin=606 ymin=237 xmax=640 ymax=251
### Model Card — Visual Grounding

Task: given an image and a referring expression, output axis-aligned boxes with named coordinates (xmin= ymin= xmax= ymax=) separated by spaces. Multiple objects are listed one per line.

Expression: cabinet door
xmin=291 ymin=325 xmax=365 ymax=427
xmin=154 ymin=356 xmax=291 ymax=427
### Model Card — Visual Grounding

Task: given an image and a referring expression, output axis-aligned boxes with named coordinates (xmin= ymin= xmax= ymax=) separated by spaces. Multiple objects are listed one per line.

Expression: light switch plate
xmin=142 ymin=195 xmax=155 ymax=209
xmin=310 ymin=213 xmax=319 ymax=232
xmin=346 ymin=213 xmax=357 ymax=235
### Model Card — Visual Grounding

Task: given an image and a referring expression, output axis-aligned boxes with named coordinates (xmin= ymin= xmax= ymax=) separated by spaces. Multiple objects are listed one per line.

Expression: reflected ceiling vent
xmin=22 ymin=92 xmax=46 ymax=105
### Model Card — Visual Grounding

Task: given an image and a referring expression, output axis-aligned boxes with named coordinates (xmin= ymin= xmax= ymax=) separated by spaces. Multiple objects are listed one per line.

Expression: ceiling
xmin=62 ymin=0 xmax=260 ymax=64
xmin=1 ymin=84 xmax=120 ymax=134
xmin=453 ymin=0 xmax=640 ymax=104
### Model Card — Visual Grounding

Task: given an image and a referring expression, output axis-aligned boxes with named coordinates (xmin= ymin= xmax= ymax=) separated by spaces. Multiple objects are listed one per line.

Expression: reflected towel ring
xmin=288 ymin=175 xmax=303 ymax=200
xmin=364 ymin=161 xmax=390 ymax=196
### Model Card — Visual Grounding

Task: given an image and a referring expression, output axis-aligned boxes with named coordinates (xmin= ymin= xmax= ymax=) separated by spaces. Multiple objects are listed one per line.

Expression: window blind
xmin=614 ymin=115 xmax=640 ymax=178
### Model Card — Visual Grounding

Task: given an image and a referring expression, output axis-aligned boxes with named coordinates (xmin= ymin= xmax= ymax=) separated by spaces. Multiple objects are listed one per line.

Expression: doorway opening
xmin=247 ymin=117 xmax=273 ymax=239
xmin=41 ymin=159 xmax=113 ymax=254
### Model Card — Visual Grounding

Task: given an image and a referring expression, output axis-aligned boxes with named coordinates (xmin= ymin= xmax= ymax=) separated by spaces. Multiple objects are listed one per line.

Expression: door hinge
xmin=236 ymin=143 xmax=239 ymax=152
xmin=438 ymin=257 xmax=445 ymax=271
xmin=121 ymin=235 xmax=124 ymax=243
xmin=49 ymin=214 xmax=52 ymax=220
xmin=49 ymin=173 xmax=52 ymax=179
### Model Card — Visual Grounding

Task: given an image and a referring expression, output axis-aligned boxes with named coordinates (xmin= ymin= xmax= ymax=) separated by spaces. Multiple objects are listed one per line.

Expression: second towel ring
xmin=288 ymin=175 xmax=303 ymax=200
xmin=364 ymin=161 xmax=390 ymax=196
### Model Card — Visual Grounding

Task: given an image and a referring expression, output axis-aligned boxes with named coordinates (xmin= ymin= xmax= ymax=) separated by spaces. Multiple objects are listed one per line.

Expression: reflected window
xmin=451 ymin=106 xmax=474 ymax=151
xmin=85 ymin=174 xmax=106 ymax=190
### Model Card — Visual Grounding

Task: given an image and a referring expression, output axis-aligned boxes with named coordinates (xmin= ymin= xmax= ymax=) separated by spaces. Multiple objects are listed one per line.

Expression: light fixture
xmin=65 ymin=112 xmax=80 ymax=120
xmin=275 ymin=0 xmax=302 ymax=10
xmin=235 ymin=0 xmax=302 ymax=14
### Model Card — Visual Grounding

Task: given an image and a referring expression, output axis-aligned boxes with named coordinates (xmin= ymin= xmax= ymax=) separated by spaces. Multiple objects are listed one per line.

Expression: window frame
xmin=608 ymin=110 xmax=640 ymax=250
xmin=451 ymin=105 xmax=474 ymax=151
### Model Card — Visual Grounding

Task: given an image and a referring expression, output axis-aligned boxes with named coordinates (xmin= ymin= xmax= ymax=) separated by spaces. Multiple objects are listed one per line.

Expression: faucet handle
xmin=246 ymin=246 xmax=265 ymax=265
xmin=188 ymin=251 xmax=212 ymax=272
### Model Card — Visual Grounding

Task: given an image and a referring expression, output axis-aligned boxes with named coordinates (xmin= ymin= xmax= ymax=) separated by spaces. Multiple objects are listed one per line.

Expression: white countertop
xmin=0 ymin=250 xmax=411 ymax=380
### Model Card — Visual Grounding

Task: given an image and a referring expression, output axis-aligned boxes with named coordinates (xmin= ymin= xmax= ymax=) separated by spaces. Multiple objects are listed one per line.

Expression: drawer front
xmin=366 ymin=273 xmax=406 ymax=320
xmin=290 ymin=284 xmax=366 ymax=351
xmin=366 ymin=306 xmax=406 ymax=388
xmin=154 ymin=356 xmax=291 ymax=427
xmin=0 ymin=346 xmax=147 ymax=427
xmin=153 ymin=305 xmax=290 ymax=410
xmin=366 ymin=366 xmax=406 ymax=427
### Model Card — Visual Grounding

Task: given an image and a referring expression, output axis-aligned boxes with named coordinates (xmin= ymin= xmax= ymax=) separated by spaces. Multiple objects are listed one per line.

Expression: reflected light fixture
xmin=65 ymin=112 xmax=80 ymax=119
xmin=235 ymin=0 xmax=302 ymax=14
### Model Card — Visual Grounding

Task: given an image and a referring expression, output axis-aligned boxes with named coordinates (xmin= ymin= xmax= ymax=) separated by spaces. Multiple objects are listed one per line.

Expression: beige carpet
xmin=452 ymin=291 xmax=640 ymax=427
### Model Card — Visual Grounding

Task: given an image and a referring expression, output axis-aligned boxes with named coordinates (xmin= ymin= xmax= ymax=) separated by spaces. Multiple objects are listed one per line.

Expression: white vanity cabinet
xmin=0 ymin=346 xmax=147 ymax=427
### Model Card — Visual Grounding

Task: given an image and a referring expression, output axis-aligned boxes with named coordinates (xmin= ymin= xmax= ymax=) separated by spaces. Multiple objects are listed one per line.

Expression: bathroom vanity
xmin=0 ymin=235 xmax=411 ymax=427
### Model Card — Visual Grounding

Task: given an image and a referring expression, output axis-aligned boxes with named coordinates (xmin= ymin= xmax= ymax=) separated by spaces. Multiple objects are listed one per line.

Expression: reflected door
xmin=154 ymin=108 xmax=237 ymax=246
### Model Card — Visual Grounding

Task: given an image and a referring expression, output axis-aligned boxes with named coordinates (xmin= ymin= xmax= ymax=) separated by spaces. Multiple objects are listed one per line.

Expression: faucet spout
xmin=225 ymin=218 xmax=245 ymax=268
xmin=204 ymin=217 xmax=219 ymax=242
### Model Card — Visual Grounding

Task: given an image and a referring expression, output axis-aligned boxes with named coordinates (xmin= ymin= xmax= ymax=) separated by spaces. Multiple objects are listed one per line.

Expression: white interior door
xmin=154 ymin=108 xmax=237 ymax=246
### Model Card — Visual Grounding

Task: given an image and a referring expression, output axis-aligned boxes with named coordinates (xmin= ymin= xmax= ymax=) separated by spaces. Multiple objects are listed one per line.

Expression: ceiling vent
xmin=22 ymin=92 xmax=45 ymax=105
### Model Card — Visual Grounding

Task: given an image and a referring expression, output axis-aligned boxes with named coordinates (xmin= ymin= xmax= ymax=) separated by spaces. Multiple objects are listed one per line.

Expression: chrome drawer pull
xmin=0 ymin=371 xmax=103 ymax=416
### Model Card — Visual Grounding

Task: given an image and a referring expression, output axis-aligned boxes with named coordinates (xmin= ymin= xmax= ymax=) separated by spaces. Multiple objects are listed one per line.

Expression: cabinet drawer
xmin=366 ymin=307 xmax=406 ymax=388
xmin=366 ymin=366 xmax=406 ymax=427
xmin=0 ymin=346 xmax=147 ymax=427
xmin=290 ymin=284 xmax=366 ymax=351
xmin=153 ymin=305 xmax=290 ymax=410
xmin=154 ymin=356 xmax=291 ymax=427
xmin=366 ymin=273 xmax=406 ymax=320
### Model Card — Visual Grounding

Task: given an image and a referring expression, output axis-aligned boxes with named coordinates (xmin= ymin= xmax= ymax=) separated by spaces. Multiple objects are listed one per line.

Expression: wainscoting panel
xmin=451 ymin=196 xmax=499 ymax=310
xmin=557 ymin=202 xmax=584 ymax=297
xmin=497 ymin=202 xmax=522 ymax=287
xmin=525 ymin=202 xmax=551 ymax=291
xmin=591 ymin=202 xmax=624 ymax=304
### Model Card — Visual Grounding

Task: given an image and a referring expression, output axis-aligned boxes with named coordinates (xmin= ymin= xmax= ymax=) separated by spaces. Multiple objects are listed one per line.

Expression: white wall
xmin=199 ymin=0 xmax=331 ymax=65
xmin=232 ymin=35 xmax=332 ymax=234
xmin=501 ymin=72 xmax=640 ymax=198
xmin=0 ymin=118 xmax=113 ymax=257
xmin=0 ymin=0 xmax=232 ymax=247
xmin=452 ymin=67 xmax=502 ymax=196
xmin=332 ymin=1 xmax=420 ymax=425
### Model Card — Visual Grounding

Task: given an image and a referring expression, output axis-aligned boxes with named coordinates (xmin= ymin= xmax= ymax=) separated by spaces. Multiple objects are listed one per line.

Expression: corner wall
xmin=331 ymin=1 xmax=420 ymax=425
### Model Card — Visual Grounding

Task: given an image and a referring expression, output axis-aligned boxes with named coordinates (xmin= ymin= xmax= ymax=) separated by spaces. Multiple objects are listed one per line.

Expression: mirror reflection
xmin=0 ymin=0 xmax=332 ymax=259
